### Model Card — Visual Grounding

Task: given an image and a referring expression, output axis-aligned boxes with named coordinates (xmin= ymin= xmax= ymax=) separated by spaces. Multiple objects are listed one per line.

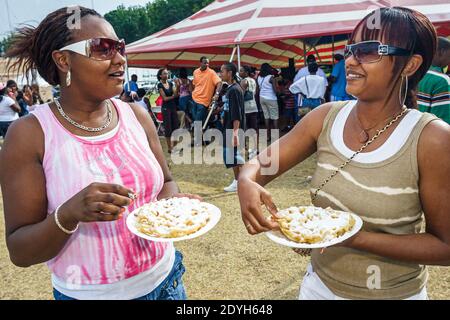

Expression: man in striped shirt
xmin=417 ymin=37 xmax=450 ymax=124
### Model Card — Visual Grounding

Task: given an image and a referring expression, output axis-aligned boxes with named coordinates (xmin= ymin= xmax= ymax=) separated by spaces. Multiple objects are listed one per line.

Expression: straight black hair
xmin=223 ymin=63 xmax=238 ymax=82
xmin=349 ymin=7 xmax=437 ymax=109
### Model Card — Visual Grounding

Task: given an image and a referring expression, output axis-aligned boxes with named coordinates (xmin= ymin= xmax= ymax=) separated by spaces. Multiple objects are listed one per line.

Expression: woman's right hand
xmin=237 ymin=177 xmax=280 ymax=235
xmin=58 ymin=182 xmax=135 ymax=227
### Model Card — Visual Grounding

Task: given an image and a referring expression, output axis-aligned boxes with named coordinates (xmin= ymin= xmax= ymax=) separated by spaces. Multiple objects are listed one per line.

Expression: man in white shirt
xmin=289 ymin=62 xmax=327 ymax=109
xmin=293 ymin=55 xmax=328 ymax=109
xmin=294 ymin=54 xmax=328 ymax=83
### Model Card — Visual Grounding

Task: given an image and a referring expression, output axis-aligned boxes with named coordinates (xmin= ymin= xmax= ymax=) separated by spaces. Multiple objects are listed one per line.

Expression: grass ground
xmin=0 ymin=141 xmax=449 ymax=300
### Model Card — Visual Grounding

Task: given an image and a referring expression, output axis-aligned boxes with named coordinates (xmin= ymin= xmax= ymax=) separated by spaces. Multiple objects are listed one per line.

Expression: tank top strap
xmin=30 ymin=103 xmax=53 ymax=133
xmin=30 ymin=104 xmax=58 ymax=150
xmin=319 ymin=100 xmax=352 ymax=144
xmin=111 ymin=98 xmax=142 ymax=129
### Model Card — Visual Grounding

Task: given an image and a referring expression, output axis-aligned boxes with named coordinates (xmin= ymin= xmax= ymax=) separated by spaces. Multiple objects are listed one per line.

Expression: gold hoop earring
xmin=399 ymin=75 xmax=408 ymax=107
xmin=66 ymin=70 xmax=71 ymax=87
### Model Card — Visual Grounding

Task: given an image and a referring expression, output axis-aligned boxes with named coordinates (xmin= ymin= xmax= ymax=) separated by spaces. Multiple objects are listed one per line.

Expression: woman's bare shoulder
xmin=296 ymin=102 xmax=335 ymax=140
xmin=1 ymin=114 xmax=45 ymax=163
xmin=418 ymin=119 xmax=450 ymax=158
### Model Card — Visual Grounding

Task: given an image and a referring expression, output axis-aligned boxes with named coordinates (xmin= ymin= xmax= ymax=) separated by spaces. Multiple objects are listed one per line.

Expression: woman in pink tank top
xmin=0 ymin=7 xmax=199 ymax=300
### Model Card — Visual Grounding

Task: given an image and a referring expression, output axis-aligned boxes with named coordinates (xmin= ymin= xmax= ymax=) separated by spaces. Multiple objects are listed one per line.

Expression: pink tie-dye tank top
xmin=32 ymin=99 xmax=170 ymax=285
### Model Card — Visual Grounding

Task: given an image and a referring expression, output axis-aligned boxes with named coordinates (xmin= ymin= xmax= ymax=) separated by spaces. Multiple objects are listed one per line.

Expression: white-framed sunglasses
xmin=59 ymin=38 xmax=126 ymax=61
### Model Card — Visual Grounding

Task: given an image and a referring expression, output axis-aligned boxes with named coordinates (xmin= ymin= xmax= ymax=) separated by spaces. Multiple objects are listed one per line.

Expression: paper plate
xmin=265 ymin=213 xmax=363 ymax=249
xmin=126 ymin=202 xmax=221 ymax=242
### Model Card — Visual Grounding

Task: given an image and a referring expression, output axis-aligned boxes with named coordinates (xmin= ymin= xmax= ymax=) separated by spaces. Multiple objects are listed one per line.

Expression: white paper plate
xmin=265 ymin=213 xmax=363 ymax=249
xmin=126 ymin=202 xmax=221 ymax=242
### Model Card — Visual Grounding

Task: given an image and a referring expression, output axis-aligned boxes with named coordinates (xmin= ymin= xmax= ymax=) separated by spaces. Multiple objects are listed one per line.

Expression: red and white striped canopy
xmin=127 ymin=0 xmax=450 ymax=69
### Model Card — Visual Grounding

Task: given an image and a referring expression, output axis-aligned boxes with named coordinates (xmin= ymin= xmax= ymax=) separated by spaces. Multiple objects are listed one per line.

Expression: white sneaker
xmin=224 ymin=179 xmax=238 ymax=192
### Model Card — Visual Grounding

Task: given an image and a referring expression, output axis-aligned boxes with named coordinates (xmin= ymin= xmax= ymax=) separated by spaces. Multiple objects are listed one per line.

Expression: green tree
xmin=105 ymin=0 xmax=215 ymax=44
xmin=104 ymin=5 xmax=153 ymax=44
xmin=0 ymin=33 xmax=15 ymax=57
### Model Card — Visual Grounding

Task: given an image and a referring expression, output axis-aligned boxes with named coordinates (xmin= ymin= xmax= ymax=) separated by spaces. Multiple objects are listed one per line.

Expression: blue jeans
xmin=331 ymin=95 xmax=352 ymax=102
xmin=53 ymin=251 xmax=187 ymax=300
xmin=179 ymin=95 xmax=193 ymax=113
xmin=284 ymin=108 xmax=297 ymax=121
xmin=192 ymin=102 xmax=208 ymax=124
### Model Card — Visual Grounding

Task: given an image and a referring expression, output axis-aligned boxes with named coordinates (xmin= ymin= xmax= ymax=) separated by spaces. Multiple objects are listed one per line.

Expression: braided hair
xmin=5 ymin=6 xmax=102 ymax=86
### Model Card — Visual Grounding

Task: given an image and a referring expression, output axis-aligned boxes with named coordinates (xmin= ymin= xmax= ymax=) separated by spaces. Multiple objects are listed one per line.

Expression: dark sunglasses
xmin=59 ymin=38 xmax=126 ymax=61
xmin=344 ymin=41 xmax=412 ymax=64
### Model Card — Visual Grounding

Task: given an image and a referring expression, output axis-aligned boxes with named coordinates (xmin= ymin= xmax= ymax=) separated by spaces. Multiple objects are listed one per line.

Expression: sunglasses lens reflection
xmin=90 ymin=39 xmax=126 ymax=60
xmin=345 ymin=42 xmax=381 ymax=64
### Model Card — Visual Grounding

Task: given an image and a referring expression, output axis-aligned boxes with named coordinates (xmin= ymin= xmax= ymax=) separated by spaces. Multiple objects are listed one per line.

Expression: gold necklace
xmin=55 ymin=99 xmax=113 ymax=133
xmin=355 ymin=106 xmax=396 ymax=143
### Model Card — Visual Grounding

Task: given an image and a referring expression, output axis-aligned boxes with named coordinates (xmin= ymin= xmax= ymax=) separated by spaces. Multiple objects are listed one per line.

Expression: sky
xmin=0 ymin=0 xmax=153 ymax=39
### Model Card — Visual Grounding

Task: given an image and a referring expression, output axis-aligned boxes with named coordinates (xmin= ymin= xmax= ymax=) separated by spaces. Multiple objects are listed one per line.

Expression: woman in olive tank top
xmin=237 ymin=7 xmax=450 ymax=300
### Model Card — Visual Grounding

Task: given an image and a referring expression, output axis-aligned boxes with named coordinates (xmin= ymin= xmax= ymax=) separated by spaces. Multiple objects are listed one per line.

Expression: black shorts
xmin=223 ymin=146 xmax=245 ymax=169
xmin=0 ymin=121 xmax=13 ymax=138
xmin=246 ymin=112 xmax=258 ymax=131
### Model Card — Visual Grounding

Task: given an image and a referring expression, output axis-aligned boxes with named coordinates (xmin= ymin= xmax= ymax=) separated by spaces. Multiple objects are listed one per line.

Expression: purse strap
xmin=305 ymin=76 xmax=310 ymax=98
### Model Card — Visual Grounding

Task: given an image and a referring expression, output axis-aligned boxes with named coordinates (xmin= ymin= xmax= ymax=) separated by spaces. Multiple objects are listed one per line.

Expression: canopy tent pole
xmin=166 ymin=51 xmax=186 ymax=68
xmin=313 ymin=45 xmax=322 ymax=63
xmin=237 ymin=44 xmax=241 ymax=70
xmin=302 ymin=41 xmax=307 ymax=67
xmin=332 ymin=35 xmax=335 ymax=65
xmin=312 ymin=37 xmax=322 ymax=63
xmin=229 ymin=46 xmax=237 ymax=63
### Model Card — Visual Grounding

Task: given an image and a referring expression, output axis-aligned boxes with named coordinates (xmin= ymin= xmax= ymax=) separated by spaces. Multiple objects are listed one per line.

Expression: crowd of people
xmin=113 ymin=36 xmax=449 ymax=193
xmin=111 ymin=53 xmax=360 ymax=191
xmin=0 ymin=5 xmax=449 ymax=302
xmin=87 ymin=33 xmax=449 ymax=195
xmin=0 ymin=81 xmax=44 ymax=139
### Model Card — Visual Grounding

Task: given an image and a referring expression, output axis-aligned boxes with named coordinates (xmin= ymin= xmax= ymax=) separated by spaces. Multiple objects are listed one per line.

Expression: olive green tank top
xmin=310 ymin=100 xmax=438 ymax=299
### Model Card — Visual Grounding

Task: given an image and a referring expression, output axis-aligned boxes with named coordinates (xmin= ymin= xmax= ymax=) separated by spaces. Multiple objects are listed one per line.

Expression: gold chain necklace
xmin=312 ymin=106 xmax=408 ymax=201
xmin=55 ymin=99 xmax=113 ymax=133
xmin=355 ymin=107 xmax=395 ymax=144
